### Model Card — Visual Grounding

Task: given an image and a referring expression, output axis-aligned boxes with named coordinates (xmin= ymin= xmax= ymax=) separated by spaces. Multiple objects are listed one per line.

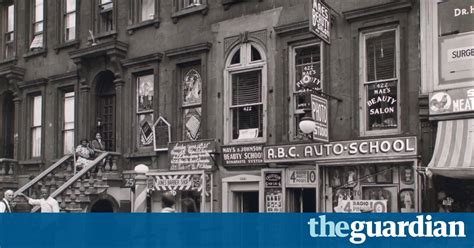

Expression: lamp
xmin=298 ymin=109 xmax=316 ymax=134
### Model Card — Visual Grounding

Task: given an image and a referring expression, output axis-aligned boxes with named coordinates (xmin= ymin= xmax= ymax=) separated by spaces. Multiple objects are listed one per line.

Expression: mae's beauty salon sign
xmin=264 ymin=137 xmax=417 ymax=163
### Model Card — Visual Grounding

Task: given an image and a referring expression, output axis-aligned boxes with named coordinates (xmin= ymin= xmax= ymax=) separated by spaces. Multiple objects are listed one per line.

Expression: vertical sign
xmin=263 ymin=171 xmax=283 ymax=213
xmin=310 ymin=0 xmax=331 ymax=44
xmin=311 ymin=94 xmax=329 ymax=142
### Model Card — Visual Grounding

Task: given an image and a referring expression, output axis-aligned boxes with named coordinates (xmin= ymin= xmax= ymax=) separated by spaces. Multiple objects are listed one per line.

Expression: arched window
xmin=224 ymin=42 xmax=267 ymax=144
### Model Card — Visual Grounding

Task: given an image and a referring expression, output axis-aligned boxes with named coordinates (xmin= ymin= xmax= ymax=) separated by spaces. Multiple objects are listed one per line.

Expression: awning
xmin=427 ymin=119 xmax=474 ymax=179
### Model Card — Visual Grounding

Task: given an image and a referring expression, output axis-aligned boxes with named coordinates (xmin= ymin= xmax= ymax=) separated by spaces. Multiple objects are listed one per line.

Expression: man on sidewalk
xmin=20 ymin=188 xmax=60 ymax=213
xmin=0 ymin=189 xmax=14 ymax=213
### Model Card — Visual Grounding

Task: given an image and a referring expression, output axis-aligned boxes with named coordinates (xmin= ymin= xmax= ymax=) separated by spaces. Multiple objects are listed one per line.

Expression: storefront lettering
xmin=169 ymin=140 xmax=217 ymax=170
xmin=452 ymin=97 xmax=474 ymax=112
xmin=454 ymin=5 xmax=474 ymax=16
xmin=264 ymin=137 xmax=417 ymax=163
xmin=222 ymin=144 xmax=264 ymax=166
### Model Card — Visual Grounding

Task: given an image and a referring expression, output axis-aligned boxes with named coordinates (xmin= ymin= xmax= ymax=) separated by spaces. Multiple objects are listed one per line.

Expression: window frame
xmin=135 ymin=71 xmax=155 ymax=149
xmin=288 ymin=41 xmax=323 ymax=141
xmin=2 ymin=2 xmax=15 ymax=60
xmin=93 ymin=0 xmax=116 ymax=35
xmin=359 ymin=26 xmax=401 ymax=137
xmin=62 ymin=0 xmax=78 ymax=43
xmin=180 ymin=63 xmax=203 ymax=141
xmin=29 ymin=0 xmax=45 ymax=51
xmin=171 ymin=0 xmax=208 ymax=22
xmin=224 ymin=42 xmax=267 ymax=144
xmin=61 ymin=91 xmax=75 ymax=155
xmin=30 ymin=94 xmax=43 ymax=158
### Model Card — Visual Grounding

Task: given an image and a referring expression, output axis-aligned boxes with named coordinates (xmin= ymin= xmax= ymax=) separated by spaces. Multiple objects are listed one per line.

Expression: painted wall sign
xmin=286 ymin=169 xmax=317 ymax=187
xmin=263 ymin=137 xmax=417 ymax=163
xmin=168 ymin=139 xmax=218 ymax=171
xmin=311 ymin=94 xmax=329 ymax=142
xmin=439 ymin=33 xmax=474 ymax=86
xmin=310 ymin=0 xmax=330 ymax=44
xmin=222 ymin=144 xmax=264 ymax=166
xmin=429 ymin=87 xmax=474 ymax=115
xmin=264 ymin=171 xmax=282 ymax=188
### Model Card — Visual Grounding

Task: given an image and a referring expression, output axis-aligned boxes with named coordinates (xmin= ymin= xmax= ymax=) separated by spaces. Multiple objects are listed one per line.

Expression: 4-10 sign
xmin=286 ymin=169 xmax=317 ymax=187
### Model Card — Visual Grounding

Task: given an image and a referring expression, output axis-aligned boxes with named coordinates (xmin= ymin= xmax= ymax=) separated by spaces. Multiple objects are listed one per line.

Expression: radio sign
xmin=310 ymin=0 xmax=331 ymax=44
xmin=311 ymin=94 xmax=329 ymax=143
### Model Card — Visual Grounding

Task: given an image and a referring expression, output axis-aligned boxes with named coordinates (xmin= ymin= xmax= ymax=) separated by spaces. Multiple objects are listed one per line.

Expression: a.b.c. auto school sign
xmin=263 ymin=137 xmax=417 ymax=163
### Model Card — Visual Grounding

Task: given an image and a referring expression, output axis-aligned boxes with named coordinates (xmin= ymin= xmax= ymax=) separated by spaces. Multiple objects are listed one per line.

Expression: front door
xmin=97 ymin=95 xmax=115 ymax=151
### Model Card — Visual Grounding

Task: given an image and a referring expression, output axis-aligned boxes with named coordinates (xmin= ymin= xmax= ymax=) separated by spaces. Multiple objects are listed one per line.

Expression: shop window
xmin=136 ymin=73 xmax=154 ymax=148
xmin=97 ymin=0 xmax=114 ymax=33
xmin=31 ymin=95 xmax=42 ymax=158
xmin=61 ymin=92 xmax=75 ymax=154
xmin=224 ymin=42 xmax=267 ymax=144
xmin=181 ymin=65 xmax=202 ymax=141
xmin=289 ymin=43 xmax=322 ymax=140
xmin=30 ymin=0 xmax=44 ymax=50
xmin=2 ymin=3 xmax=15 ymax=59
xmin=62 ymin=0 xmax=77 ymax=42
xmin=360 ymin=28 xmax=400 ymax=136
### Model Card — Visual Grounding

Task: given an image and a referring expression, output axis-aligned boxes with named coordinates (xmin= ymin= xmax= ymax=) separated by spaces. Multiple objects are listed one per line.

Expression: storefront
xmin=264 ymin=136 xmax=419 ymax=213
xmin=145 ymin=140 xmax=217 ymax=212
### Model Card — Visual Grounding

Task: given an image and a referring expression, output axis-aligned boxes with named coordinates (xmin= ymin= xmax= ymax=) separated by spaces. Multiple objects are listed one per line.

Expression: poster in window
xmin=265 ymin=188 xmax=283 ymax=213
xmin=360 ymin=165 xmax=376 ymax=184
xmin=333 ymin=188 xmax=353 ymax=213
xmin=182 ymin=69 xmax=202 ymax=106
xmin=399 ymin=189 xmax=415 ymax=213
xmin=362 ymin=186 xmax=395 ymax=212
xmin=137 ymin=74 xmax=154 ymax=113
xmin=342 ymin=166 xmax=357 ymax=188
xmin=329 ymin=168 xmax=342 ymax=188
xmin=138 ymin=113 xmax=153 ymax=147
xmin=153 ymin=116 xmax=171 ymax=151
xmin=376 ymin=164 xmax=393 ymax=184
xmin=184 ymin=107 xmax=201 ymax=141
xmin=400 ymin=165 xmax=414 ymax=185
xmin=366 ymin=81 xmax=398 ymax=130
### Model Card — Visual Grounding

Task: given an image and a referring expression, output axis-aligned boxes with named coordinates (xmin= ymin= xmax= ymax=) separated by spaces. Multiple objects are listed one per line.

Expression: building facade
xmin=0 ymin=0 xmax=424 ymax=213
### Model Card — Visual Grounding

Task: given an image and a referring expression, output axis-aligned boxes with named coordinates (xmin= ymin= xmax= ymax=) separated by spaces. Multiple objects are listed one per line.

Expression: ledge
xmin=0 ymin=65 xmax=25 ymax=80
xmin=23 ymin=49 xmax=47 ymax=60
xmin=18 ymin=160 xmax=44 ymax=166
xmin=0 ymin=57 xmax=17 ymax=67
xmin=49 ymin=71 xmax=77 ymax=83
xmin=121 ymin=53 xmax=163 ymax=68
xmin=165 ymin=42 xmax=212 ymax=58
xmin=69 ymin=39 xmax=128 ymax=63
xmin=18 ymin=77 xmax=48 ymax=89
xmin=124 ymin=151 xmax=157 ymax=159
xmin=93 ymin=31 xmax=118 ymax=41
xmin=171 ymin=4 xmax=208 ymax=24
xmin=343 ymin=0 xmax=412 ymax=23
xmin=54 ymin=40 xmax=80 ymax=54
xmin=127 ymin=19 xmax=161 ymax=34
xmin=274 ymin=20 xmax=309 ymax=36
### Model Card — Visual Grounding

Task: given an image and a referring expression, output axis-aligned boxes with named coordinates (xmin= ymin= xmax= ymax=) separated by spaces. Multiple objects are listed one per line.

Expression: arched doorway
xmin=90 ymin=199 xmax=115 ymax=212
xmin=1 ymin=91 xmax=14 ymax=158
xmin=95 ymin=71 xmax=116 ymax=151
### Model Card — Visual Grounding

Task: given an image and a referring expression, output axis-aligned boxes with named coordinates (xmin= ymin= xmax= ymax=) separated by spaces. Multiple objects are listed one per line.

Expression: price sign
xmin=286 ymin=169 xmax=317 ymax=187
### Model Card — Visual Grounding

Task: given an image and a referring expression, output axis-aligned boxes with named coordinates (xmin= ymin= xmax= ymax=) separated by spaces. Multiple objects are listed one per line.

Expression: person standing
xmin=161 ymin=191 xmax=177 ymax=213
xmin=0 ymin=189 xmax=14 ymax=213
xmin=91 ymin=132 xmax=105 ymax=153
xmin=20 ymin=188 xmax=60 ymax=213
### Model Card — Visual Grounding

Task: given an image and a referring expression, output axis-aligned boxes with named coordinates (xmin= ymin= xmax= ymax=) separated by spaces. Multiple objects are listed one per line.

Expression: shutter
xmin=232 ymin=70 xmax=261 ymax=106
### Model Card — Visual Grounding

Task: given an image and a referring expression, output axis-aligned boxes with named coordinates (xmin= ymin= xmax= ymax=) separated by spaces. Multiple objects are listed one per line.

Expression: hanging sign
xmin=168 ymin=139 xmax=218 ymax=171
xmin=311 ymin=94 xmax=329 ymax=142
xmin=310 ymin=0 xmax=331 ymax=44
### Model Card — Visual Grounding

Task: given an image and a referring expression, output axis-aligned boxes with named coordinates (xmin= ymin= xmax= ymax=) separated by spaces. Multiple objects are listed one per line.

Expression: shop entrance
xmin=286 ymin=188 xmax=316 ymax=212
xmin=222 ymin=174 xmax=261 ymax=212
xmin=433 ymin=176 xmax=474 ymax=212
xmin=233 ymin=191 xmax=259 ymax=212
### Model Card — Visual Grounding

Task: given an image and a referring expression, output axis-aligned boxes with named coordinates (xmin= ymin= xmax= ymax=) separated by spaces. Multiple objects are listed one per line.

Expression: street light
xmin=299 ymin=110 xmax=316 ymax=135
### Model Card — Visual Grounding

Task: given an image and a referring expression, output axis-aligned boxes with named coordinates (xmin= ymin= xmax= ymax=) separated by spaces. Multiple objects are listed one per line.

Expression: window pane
xmin=137 ymin=74 xmax=154 ymax=112
xmin=366 ymin=30 xmax=396 ymax=81
xmin=65 ymin=13 xmax=76 ymax=40
xmin=230 ymin=49 xmax=240 ymax=65
xmin=232 ymin=71 xmax=261 ymax=106
xmin=251 ymin=45 xmax=262 ymax=61
xmin=232 ymin=104 xmax=263 ymax=139
xmin=183 ymin=107 xmax=201 ymax=141
xmin=141 ymin=0 xmax=155 ymax=21
xmin=366 ymin=80 xmax=398 ymax=130
xmin=183 ymin=69 xmax=202 ymax=106
xmin=32 ymin=127 xmax=41 ymax=157
xmin=34 ymin=21 xmax=43 ymax=33
xmin=66 ymin=0 xmax=76 ymax=12
xmin=7 ymin=5 xmax=14 ymax=32
xmin=63 ymin=130 xmax=74 ymax=154
xmin=33 ymin=95 xmax=42 ymax=126
xmin=64 ymin=92 xmax=75 ymax=124
xmin=138 ymin=113 xmax=153 ymax=147
xmin=30 ymin=33 xmax=43 ymax=49
xmin=295 ymin=45 xmax=321 ymax=91
xmin=35 ymin=0 xmax=44 ymax=22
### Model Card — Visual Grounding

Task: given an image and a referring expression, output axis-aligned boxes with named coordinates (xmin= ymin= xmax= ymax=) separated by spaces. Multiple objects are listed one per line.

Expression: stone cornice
xmin=165 ymin=42 xmax=212 ymax=59
xmin=121 ymin=53 xmax=164 ymax=68
xmin=343 ymin=0 xmax=413 ymax=23
xmin=274 ymin=20 xmax=309 ymax=36
xmin=69 ymin=40 xmax=129 ymax=63
xmin=18 ymin=78 xmax=48 ymax=89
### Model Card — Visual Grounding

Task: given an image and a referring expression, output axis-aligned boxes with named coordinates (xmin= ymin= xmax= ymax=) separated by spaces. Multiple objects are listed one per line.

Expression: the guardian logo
xmin=308 ymin=215 xmax=465 ymax=244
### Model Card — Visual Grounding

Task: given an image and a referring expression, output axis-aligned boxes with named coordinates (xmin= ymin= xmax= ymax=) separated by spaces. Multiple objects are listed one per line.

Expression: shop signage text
xmin=121 ymin=173 xmax=136 ymax=188
xmin=429 ymin=87 xmax=474 ymax=115
xmin=169 ymin=140 xmax=217 ymax=171
xmin=222 ymin=144 xmax=264 ymax=166
xmin=286 ymin=169 xmax=317 ymax=187
xmin=310 ymin=0 xmax=330 ymax=44
xmin=334 ymin=200 xmax=387 ymax=213
xmin=265 ymin=172 xmax=282 ymax=187
xmin=264 ymin=137 xmax=416 ymax=163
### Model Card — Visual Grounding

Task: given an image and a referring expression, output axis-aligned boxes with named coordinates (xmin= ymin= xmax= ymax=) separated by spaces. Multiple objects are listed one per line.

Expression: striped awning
xmin=427 ymin=119 xmax=474 ymax=179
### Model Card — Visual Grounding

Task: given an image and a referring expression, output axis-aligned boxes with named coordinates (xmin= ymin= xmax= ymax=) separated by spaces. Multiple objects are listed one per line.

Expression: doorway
xmin=222 ymin=174 xmax=262 ymax=212
xmin=90 ymin=199 xmax=115 ymax=212
xmin=95 ymin=71 xmax=115 ymax=151
xmin=2 ymin=91 xmax=14 ymax=158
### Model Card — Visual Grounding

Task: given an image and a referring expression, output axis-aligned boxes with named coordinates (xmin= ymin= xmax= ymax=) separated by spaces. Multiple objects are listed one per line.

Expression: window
xmin=136 ymin=73 xmax=154 ymax=148
xmin=181 ymin=65 xmax=202 ymax=141
xmin=30 ymin=0 xmax=44 ymax=50
xmin=62 ymin=92 xmax=75 ymax=154
xmin=172 ymin=0 xmax=207 ymax=21
xmin=128 ymin=0 xmax=159 ymax=29
xmin=289 ymin=43 xmax=322 ymax=140
xmin=31 ymin=95 xmax=42 ymax=157
xmin=2 ymin=3 xmax=14 ymax=59
xmin=224 ymin=43 xmax=266 ymax=144
xmin=140 ymin=0 xmax=155 ymax=22
xmin=97 ymin=0 xmax=114 ymax=33
xmin=63 ymin=0 xmax=76 ymax=42
xmin=360 ymin=28 xmax=400 ymax=136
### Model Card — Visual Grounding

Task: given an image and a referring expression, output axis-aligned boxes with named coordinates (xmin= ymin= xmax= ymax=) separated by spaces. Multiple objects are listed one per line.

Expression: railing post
xmin=133 ymin=164 xmax=149 ymax=213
